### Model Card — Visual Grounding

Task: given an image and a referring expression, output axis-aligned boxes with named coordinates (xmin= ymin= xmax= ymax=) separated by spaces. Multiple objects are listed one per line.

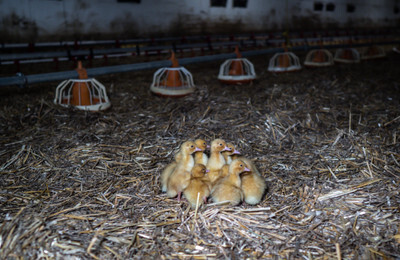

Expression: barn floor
xmin=1 ymin=50 xmax=400 ymax=259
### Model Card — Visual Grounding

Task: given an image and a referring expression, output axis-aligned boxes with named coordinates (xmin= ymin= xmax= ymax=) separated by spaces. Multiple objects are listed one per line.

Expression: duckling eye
xmin=240 ymin=164 xmax=243 ymax=167
xmin=191 ymin=145 xmax=194 ymax=148
xmin=219 ymin=143 xmax=222 ymax=146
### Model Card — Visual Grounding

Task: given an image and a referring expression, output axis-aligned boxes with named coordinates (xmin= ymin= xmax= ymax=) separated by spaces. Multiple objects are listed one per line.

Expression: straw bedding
xmin=0 ymin=51 xmax=399 ymax=259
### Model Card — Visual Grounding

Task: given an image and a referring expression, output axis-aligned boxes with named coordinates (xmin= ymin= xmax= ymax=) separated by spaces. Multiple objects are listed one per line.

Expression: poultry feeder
xmin=150 ymin=52 xmax=195 ymax=97
xmin=304 ymin=49 xmax=334 ymax=67
xmin=268 ymin=49 xmax=301 ymax=73
xmin=334 ymin=48 xmax=360 ymax=63
xmin=217 ymin=46 xmax=256 ymax=85
xmin=54 ymin=61 xmax=111 ymax=111
xmin=361 ymin=45 xmax=386 ymax=60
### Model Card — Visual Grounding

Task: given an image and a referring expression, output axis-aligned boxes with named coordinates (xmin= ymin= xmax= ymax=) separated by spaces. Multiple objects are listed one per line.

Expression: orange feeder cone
xmin=228 ymin=46 xmax=244 ymax=75
xmin=342 ymin=49 xmax=353 ymax=60
xmin=150 ymin=51 xmax=195 ymax=97
xmin=361 ymin=45 xmax=386 ymax=60
xmin=70 ymin=82 xmax=91 ymax=106
xmin=70 ymin=61 xmax=91 ymax=106
xmin=278 ymin=54 xmax=290 ymax=68
xmin=268 ymin=45 xmax=301 ymax=72
xmin=161 ymin=53 xmax=183 ymax=87
xmin=334 ymin=48 xmax=360 ymax=63
xmin=229 ymin=60 xmax=245 ymax=75
xmin=218 ymin=46 xmax=256 ymax=84
xmin=163 ymin=70 xmax=183 ymax=87
xmin=54 ymin=61 xmax=111 ymax=111
xmin=304 ymin=48 xmax=334 ymax=67
xmin=367 ymin=46 xmax=378 ymax=56
xmin=312 ymin=50 xmax=325 ymax=63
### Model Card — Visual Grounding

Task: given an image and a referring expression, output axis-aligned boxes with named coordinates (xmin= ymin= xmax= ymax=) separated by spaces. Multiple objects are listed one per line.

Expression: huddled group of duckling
xmin=161 ymin=139 xmax=266 ymax=208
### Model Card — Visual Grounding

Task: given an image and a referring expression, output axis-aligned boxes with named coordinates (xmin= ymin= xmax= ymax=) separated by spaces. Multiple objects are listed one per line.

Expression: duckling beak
xmin=222 ymin=146 xmax=232 ymax=152
xmin=232 ymin=149 xmax=241 ymax=155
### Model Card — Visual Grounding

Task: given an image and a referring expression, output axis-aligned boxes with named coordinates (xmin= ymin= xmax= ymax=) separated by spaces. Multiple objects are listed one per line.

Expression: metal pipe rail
xmin=1 ymin=40 xmax=399 ymax=88
xmin=1 ymin=28 xmax=394 ymax=51
xmin=0 ymin=33 xmax=257 ymax=51
xmin=1 ymin=32 xmax=397 ymax=65
xmin=0 ymin=41 xmax=245 ymax=65
xmin=0 ymin=48 xmax=278 ymax=87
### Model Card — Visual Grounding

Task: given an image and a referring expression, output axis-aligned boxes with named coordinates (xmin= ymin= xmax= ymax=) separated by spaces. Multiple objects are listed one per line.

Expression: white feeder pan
xmin=150 ymin=67 xmax=195 ymax=97
xmin=218 ymin=58 xmax=256 ymax=84
xmin=334 ymin=48 xmax=360 ymax=63
xmin=361 ymin=46 xmax=386 ymax=60
xmin=304 ymin=49 xmax=334 ymax=67
xmin=268 ymin=52 xmax=302 ymax=73
xmin=54 ymin=78 xmax=111 ymax=111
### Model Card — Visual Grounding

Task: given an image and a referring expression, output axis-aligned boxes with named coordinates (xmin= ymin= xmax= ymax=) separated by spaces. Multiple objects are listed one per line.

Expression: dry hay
xmin=0 ymin=52 xmax=400 ymax=259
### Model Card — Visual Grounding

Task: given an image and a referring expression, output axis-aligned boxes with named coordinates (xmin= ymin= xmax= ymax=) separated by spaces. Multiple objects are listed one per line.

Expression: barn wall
xmin=0 ymin=0 xmax=399 ymax=42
